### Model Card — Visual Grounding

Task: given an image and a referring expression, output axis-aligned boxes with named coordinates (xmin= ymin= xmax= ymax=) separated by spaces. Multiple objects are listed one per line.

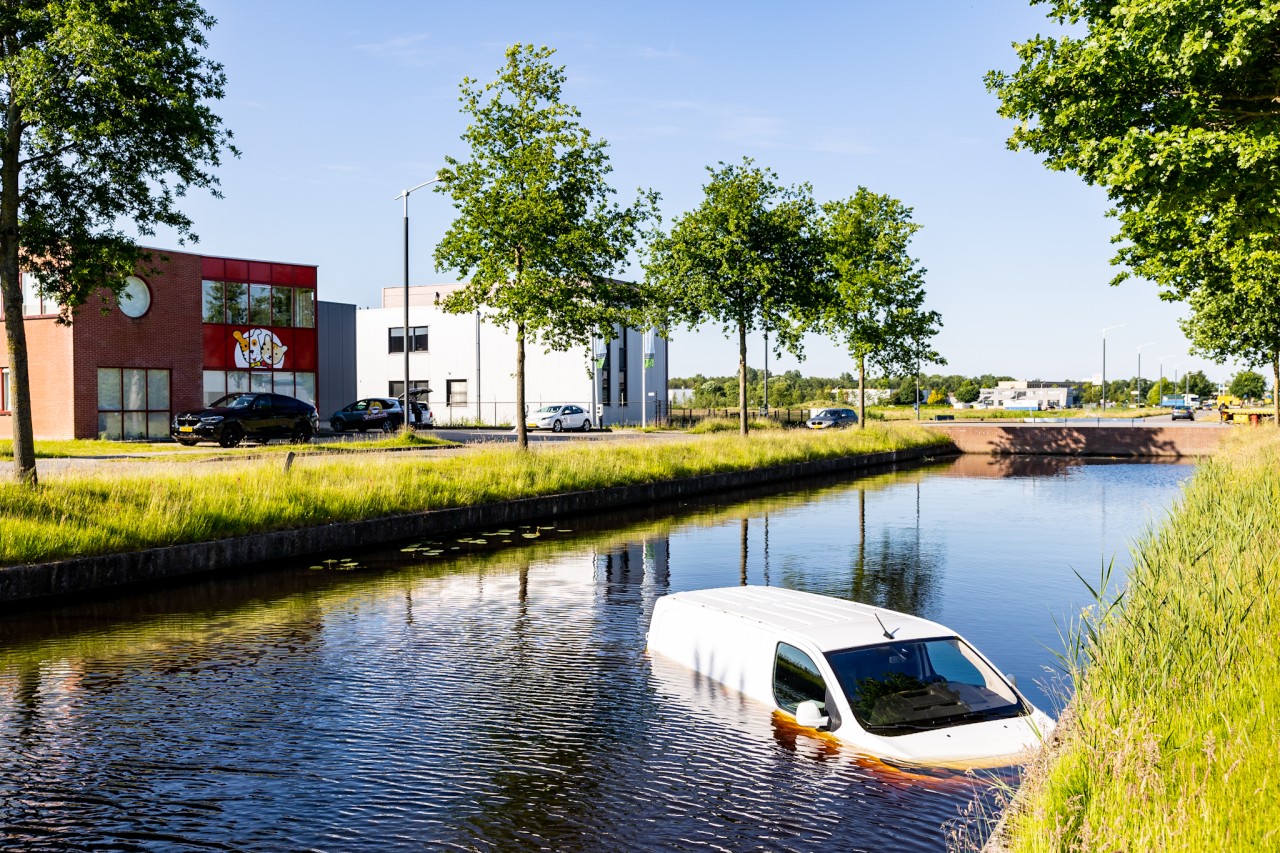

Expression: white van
xmin=647 ymin=586 xmax=1054 ymax=767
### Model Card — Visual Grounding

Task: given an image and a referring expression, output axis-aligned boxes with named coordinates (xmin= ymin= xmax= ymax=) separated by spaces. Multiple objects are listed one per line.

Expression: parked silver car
xmin=527 ymin=404 xmax=591 ymax=432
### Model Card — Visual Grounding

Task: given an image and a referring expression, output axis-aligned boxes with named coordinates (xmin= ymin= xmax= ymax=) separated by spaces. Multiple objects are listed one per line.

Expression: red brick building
xmin=0 ymin=248 xmax=318 ymax=440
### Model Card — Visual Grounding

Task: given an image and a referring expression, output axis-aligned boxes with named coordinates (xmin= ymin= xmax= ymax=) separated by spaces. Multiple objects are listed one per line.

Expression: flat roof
xmin=663 ymin=586 xmax=950 ymax=652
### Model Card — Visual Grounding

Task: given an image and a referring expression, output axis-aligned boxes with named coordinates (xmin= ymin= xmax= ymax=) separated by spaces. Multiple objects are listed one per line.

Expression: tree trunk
xmin=515 ymin=320 xmax=527 ymax=449
xmin=857 ymin=354 xmax=866 ymax=429
xmin=738 ymin=322 xmax=748 ymax=436
xmin=1264 ymin=348 xmax=1274 ymax=425
xmin=1 ymin=79 xmax=36 ymax=485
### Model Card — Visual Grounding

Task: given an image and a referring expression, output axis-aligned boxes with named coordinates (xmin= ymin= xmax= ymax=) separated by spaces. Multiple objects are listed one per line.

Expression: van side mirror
xmin=795 ymin=700 xmax=829 ymax=730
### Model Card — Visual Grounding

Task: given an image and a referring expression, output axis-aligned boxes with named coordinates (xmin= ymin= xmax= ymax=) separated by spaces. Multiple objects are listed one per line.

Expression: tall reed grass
xmin=995 ymin=429 xmax=1280 ymax=850
xmin=0 ymin=423 xmax=946 ymax=568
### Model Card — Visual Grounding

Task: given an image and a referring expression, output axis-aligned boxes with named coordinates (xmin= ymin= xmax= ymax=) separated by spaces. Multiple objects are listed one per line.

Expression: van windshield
xmin=825 ymin=637 xmax=1025 ymax=736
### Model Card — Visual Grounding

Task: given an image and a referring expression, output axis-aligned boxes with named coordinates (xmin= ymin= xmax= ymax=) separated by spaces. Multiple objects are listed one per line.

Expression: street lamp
xmin=393 ymin=175 xmax=443 ymax=433
xmin=1158 ymin=353 xmax=1176 ymax=403
xmin=1100 ymin=324 xmax=1126 ymax=410
xmin=1135 ymin=342 xmax=1155 ymax=406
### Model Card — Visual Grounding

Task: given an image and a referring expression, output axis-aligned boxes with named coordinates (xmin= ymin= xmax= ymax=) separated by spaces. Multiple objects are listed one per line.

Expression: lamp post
xmin=1158 ymin=353 xmax=1176 ymax=404
xmin=1135 ymin=342 xmax=1155 ymax=406
xmin=1100 ymin=324 xmax=1126 ymax=410
xmin=393 ymin=175 xmax=442 ymax=433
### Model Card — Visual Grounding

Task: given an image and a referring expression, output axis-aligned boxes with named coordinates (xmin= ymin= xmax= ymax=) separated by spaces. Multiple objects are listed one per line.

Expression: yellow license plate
xmin=179 ymin=426 xmax=193 ymax=433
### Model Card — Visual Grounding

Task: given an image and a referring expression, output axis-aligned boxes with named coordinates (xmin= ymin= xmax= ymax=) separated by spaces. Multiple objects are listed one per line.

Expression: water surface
xmin=0 ymin=456 xmax=1192 ymax=851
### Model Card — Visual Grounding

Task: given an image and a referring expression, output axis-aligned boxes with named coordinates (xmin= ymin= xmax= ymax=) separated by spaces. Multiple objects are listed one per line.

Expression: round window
xmin=118 ymin=275 xmax=151 ymax=318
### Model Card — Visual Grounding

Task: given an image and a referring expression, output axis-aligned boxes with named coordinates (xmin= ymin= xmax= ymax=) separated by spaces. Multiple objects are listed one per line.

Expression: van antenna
xmin=874 ymin=612 xmax=899 ymax=640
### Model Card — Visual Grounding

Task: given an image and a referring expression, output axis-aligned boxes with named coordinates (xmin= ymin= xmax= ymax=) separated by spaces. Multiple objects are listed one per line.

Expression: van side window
xmin=774 ymin=642 xmax=827 ymax=714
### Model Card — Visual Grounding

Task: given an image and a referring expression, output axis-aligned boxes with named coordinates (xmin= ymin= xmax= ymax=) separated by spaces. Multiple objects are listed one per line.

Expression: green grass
xmin=0 ymin=439 xmax=179 ymax=459
xmin=687 ymin=417 xmax=784 ymax=433
xmin=0 ymin=423 xmax=947 ymax=568
xmin=995 ymin=429 xmax=1280 ymax=851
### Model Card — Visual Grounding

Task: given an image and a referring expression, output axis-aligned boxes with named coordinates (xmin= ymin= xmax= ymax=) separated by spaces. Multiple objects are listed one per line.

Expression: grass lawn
xmin=0 ymin=423 xmax=947 ymax=568
xmin=995 ymin=429 xmax=1280 ymax=851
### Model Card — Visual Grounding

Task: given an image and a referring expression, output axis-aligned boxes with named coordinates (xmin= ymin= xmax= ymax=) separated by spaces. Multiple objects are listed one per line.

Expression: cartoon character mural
xmin=233 ymin=329 xmax=288 ymax=369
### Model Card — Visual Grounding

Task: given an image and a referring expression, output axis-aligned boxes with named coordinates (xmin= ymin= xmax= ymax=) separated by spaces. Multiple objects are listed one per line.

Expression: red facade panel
xmin=296 ymin=266 xmax=317 ymax=287
xmin=201 ymin=257 xmax=225 ymax=279
xmin=224 ymin=259 xmax=248 ymax=281
xmin=248 ymin=262 xmax=271 ymax=283
xmin=292 ymin=329 xmax=317 ymax=370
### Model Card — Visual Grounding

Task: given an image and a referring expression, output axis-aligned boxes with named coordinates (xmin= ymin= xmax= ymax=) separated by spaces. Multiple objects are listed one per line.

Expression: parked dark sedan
xmin=806 ymin=407 xmax=859 ymax=429
xmin=172 ymin=393 xmax=319 ymax=447
xmin=330 ymin=395 xmax=434 ymax=433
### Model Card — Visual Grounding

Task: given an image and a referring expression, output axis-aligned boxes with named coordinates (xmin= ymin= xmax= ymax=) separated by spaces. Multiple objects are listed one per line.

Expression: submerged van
xmin=646 ymin=586 xmax=1054 ymax=767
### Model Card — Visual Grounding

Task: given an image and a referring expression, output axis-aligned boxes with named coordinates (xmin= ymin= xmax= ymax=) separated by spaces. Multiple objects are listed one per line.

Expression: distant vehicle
xmin=647 ymin=586 xmax=1054 ymax=768
xmin=527 ymin=404 xmax=591 ymax=432
xmin=331 ymin=392 xmax=433 ymax=433
xmin=1162 ymin=394 xmax=1200 ymax=408
xmin=173 ymin=393 xmax=319 ymax=448
xmin=806 ymin=408 xmax=858 ymax=429
xmin=398 ymin=388 xmax=434 ymax=429
xmin=1003 ymin=400 xmax=1042 ymax=411
xmin=1171 ymin=406 xmax=1195 ymax=421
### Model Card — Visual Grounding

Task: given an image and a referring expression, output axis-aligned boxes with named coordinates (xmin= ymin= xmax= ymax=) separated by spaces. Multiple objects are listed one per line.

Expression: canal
xmin=0 ymin=455 xmax=1192 ymax=851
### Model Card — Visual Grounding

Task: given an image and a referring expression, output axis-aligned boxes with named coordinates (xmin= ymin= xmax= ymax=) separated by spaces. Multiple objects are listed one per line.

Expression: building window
xmin=0 ymin=367 xmax=8 ymax=413
xmin=388 ymin=326 xmax=428 ymax=354
xmin=249 ymin=285 xmax=272 ymax=325
xmin=271 ymin=287 xmax=293 ymax=327
xmin=117 ymin=276 xmax=151 ymax=318
xmin=205 ymin=370 xmax=313 ymax=405
xmin=205 ymin=281 xmax=313 ymax=328
xmin=294 ymin=289 xmax=315 ymax=328
xmin=97 ymin=367 xmax=170 ymax=440
xmin=388 ymin=380 xmax=429 ymax=399
xmin=446 ymin=379 xmax=468 ymax=407
xmin=600 ymin=341 xmax=611 ymax=407
xmin=21 ymin=271 xmax=57 ymax=316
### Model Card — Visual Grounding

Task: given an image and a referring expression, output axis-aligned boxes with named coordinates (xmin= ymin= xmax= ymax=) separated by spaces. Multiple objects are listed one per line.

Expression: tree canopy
xmin=0 ymin=0 xmax=234 ymax=483
xmin=644 ymin=158 xmax=823 ymax=434
xmin=819 ymin=188 xmax=942 ymax=426
xmin=987 ymin=1 xmax=1280 ymax=301
xmin=434 ymin=44 xmax=655 ymax=448
xmin=1183 ymin=285 xmax=1280 ymax=420
xmin=1230 ymin=370 xmax=1267 ymax=402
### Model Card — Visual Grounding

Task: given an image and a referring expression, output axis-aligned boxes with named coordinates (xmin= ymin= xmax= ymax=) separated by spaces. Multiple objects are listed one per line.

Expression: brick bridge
xmin=924 ymin=423 xmax=1229 ymax=456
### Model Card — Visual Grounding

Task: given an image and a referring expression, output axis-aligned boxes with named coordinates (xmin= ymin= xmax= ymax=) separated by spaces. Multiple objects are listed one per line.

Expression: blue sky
xmin=162 ymin=1 xmax=1225 ymax=386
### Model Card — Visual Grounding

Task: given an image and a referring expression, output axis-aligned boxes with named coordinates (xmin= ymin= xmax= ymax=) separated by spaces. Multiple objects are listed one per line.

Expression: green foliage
xmin=819 ymin=188 xmax=942 ymax=421
xmin=1229 ymin=370 xmax=1267 ymax=401
xmin=0 ymin=0 xmax=234 ymax=482
xmin=433 ymin=44 xmax=655 ymax=448
xmin=0 ymin=424 xmax=948 ymax=567
xmin=644 ymin=158 xmax=824 ymax=434
xmin=988 ymin=1 xmax=1280 ymax=303
xmin=1181 ymin=371 xmax=1218 ymax=400
xmin=1001 ymin=431 xmax=1280 ymax=850
xmin=954 ymin=381 xmax=980 ymax=404
xmin=1146 ymin=377 xmax=1175 ymax=406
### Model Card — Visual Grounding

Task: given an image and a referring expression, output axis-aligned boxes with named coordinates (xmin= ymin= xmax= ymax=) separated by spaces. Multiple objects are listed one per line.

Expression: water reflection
xmin=0 ymin=458 xmax=1191 ymax=852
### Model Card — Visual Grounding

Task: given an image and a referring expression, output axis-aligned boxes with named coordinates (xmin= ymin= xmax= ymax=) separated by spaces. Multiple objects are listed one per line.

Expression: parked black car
xmin=172 ymin=393 xmax=319 ymax=447
xmin=806 ymin=408 xmax=859 ymax=429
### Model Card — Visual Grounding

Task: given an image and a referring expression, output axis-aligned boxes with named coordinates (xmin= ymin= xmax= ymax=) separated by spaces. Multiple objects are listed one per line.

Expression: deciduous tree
xmin=819 ymin=189 xmax=941 ymax=427
xmin=434 ymin=44 xmax=655 ymax=448
xmin=644 ymin=158 xmax=823 ymax=435
xmin=0 ymin=1 xmax=234 ymax=484
xmin=1185 ymin=285 xmax=1280 ymax=421
xmin=988 ymin=1 xmax=1280 ymax=304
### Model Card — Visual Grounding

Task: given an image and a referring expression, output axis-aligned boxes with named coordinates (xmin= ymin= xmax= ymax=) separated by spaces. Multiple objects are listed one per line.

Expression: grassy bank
xmin=0 ymin=423 xmax=946 ymax=568
xmin=996 ymin=430 xmax=1280 ymax=850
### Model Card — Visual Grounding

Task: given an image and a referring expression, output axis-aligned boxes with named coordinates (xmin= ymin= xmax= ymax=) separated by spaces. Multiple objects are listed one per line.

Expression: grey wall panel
xmin=318 ymin=301 xmax=356 ymax=417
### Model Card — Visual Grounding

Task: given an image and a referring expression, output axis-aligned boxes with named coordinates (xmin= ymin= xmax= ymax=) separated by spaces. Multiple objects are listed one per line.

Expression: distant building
xmin=977 ymin=380 xmax=1081 ymax=410
xmin=0 ymin=248 xmax=320 ymax=440
xmin=356 ymin=284 xmax=668 ymax=426
xmin=832 ymin=387 xmax=893 ymax=405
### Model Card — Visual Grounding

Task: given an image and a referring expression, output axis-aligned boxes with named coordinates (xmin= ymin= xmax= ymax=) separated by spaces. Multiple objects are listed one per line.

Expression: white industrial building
xmin=356 ymin=284 xmax=669 ymax=427
xmin=976 ymin=380 xmax=1081 ymax=410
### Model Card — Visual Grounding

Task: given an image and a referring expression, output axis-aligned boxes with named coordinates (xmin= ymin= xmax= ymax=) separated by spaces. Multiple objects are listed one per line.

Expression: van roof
xmin=661 ymin=586 xmax=951 ymax=652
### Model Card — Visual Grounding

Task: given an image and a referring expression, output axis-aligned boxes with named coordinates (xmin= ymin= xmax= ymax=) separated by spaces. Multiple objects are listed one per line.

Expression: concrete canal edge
xmin=0 ymin=443 xmax=956 ymax=606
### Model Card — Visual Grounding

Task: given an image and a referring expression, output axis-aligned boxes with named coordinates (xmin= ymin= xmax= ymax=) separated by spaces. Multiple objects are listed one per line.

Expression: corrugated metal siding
xmin=317 ymin=301 xmax=356 ymax=418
